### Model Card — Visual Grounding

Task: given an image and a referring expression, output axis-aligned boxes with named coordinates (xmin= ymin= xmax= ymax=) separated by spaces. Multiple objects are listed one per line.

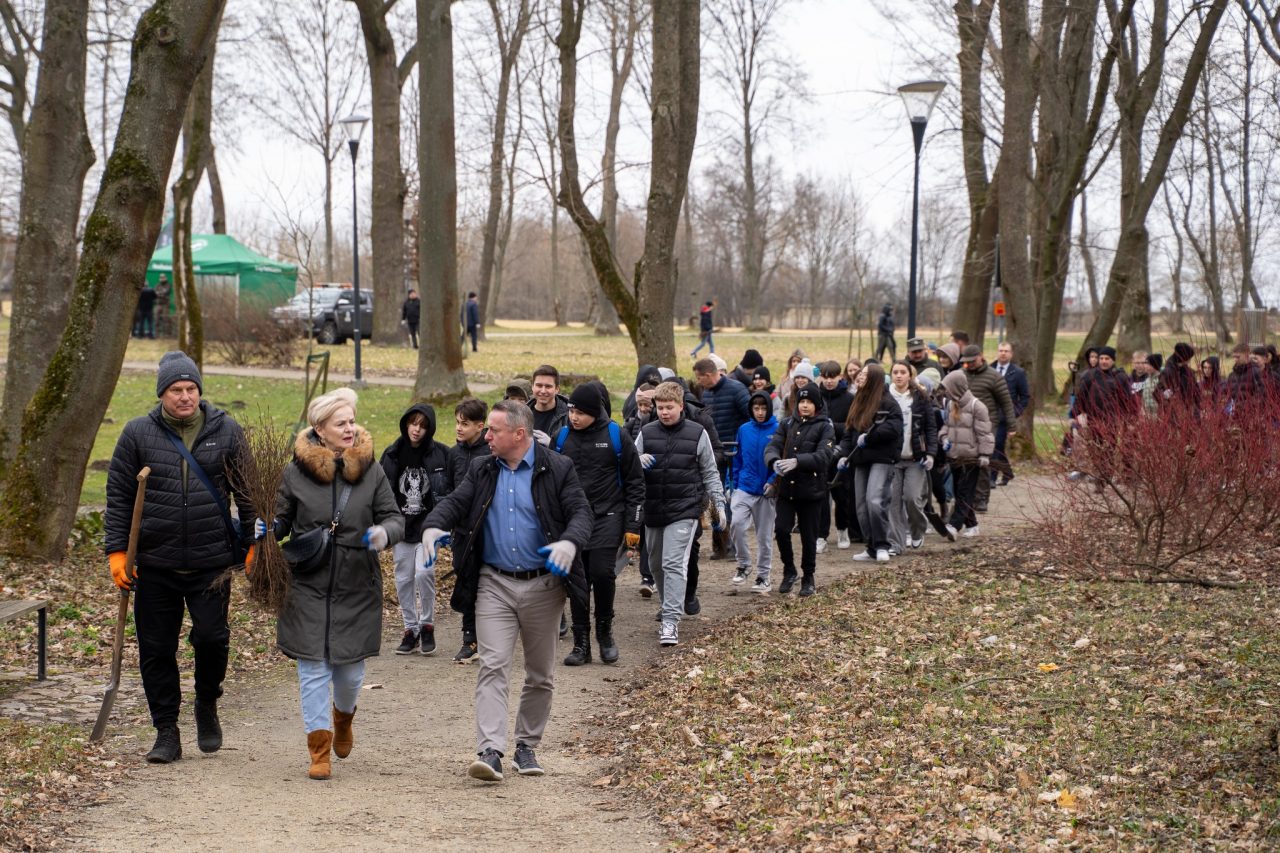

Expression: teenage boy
xmin=730 ymin=391 xmax=778 ymax=593
xmin=634 ymin=381 xmax=726 ymax=646
xmin=379 ymin=404 xmax=451 ymax=656
xmin=444 ymin=397 xmax=490 ymax=662
xmin=554 ymin=383 xmax=644 ymax=665
xmin=624 ymin=383 xmax=658 ymax=598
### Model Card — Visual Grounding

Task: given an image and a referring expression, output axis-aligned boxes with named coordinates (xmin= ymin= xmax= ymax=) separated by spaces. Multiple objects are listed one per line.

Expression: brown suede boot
xmin=332 ymin=705 xmax=356 ymax=759
xmin=307 ymin=730 xmax=332 ymax=780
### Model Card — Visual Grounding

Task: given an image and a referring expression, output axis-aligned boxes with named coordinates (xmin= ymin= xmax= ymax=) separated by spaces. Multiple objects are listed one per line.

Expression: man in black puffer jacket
xmin=105 ymin=352 xmax=255 ymax=764
xmin=419 ymin=401 xmax=593 ymax=782
xmin=552 ymin=382 xmax=644 ymax=666
xmin=763 ymin=385 xmax=834 ymax=597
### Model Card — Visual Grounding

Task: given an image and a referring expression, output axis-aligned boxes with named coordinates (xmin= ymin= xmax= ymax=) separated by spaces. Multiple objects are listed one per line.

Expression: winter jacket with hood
xmin=378 ymin=404 xmax=450 ymax=542
xmin=731 ymin=391 xmax=779 ymax=496
xmin=554 ymin=415 xmax=645 ymax=548
xmin=275 ymin=426 xmax=405 ymax=665
xmin=446 ymin=435 xmax=491 ymax=494
xmin=836 ymin=387 xmax=904 ymax=467
xmin=105 ymin=400 xmax=255 ymax=573
xmin=937 ymin=343 xmax=961 ymax=375
xmin=763 ymin=396 xmax=835 ymax=502
xmin=701 ymin=373 xmax=751 ymax=452
xmin=962 ymin=362 xmax=1017 ymax=426
xmin=622 ymin=363 xmax=662 ymax=421
xmin=819 ymin=381 xmax=854 ymax=444
xmin=423 ymin=442 xmax=594 ymax=616
xmin=939 ymin=371 xmax=994 ymax=463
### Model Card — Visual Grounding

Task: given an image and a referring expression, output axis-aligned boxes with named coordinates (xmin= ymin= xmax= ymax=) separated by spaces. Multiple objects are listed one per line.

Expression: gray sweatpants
xmin=729 ymin=491 xmax=775 ymax=580
xmin=646 ymin=519 xmax=698 ymax=625
xmin=393 ymin=541 xmax=435 ymax=630
xmin=888 ymin=460 xmax=929 ymax=550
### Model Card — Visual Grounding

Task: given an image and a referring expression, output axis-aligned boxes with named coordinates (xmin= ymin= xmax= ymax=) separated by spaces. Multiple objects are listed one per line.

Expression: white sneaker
xmin=944 ymin=524 xmax=958 ymax=542
xmin=815 ymin=538 xmax=827 ymax=554
xmin=962 ymin=525 xmax=980 ymax=538
xmin=836 ymin=530 xmax=851 ymax=549
xmin=910 ymin=537 xmax=923 ymax=549
xmin=853 ymin=551 xmax=877 ymax=562
xmin=750 ymin=578 xmax=771 ymax=594
xmin=889 ymin=546 xmax=902 ymax=556
xmin=659 ymin=621 xmax=679 ymax=646
xmin=732 ymin=567 xmax=749 ymax=585
xmin=875 ymin=549 xmax=891 ymax=562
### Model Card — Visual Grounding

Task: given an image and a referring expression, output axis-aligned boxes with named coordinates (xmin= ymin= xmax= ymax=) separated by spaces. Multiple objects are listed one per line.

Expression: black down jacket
xmin=105 ymin=401 xmax=254 ymax=573
xmin=837 ymin=394 xmax=904 ymax=467
xmin=763 ymin=413 xmax=835 ymax=502
xmin=554 ymin=418 xmax=645 ymax=549
xmin=422 ymin=443 xmax=594 ymax=616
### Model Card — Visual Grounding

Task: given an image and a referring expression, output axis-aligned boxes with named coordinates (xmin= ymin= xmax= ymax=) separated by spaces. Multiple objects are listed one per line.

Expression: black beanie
xmin=1097 ymin=346 xmax=1117 ymax=360
xmin=795 ymin=385 xmax=819 ymax=406
xmin=156 ymin=351 xmax=202 ymax=397
xmin=568 ymin=383 xmax=604 ymax=419
xmin=1146 ymin=353 xmax=1164 ymax=371
xmin=752 ymin=365 xmax=771 ymax=384
xmin=741 ymin=349 xmax=764 ymax=370
xmin=1174 ymin=342 xmax=1195 ymax=363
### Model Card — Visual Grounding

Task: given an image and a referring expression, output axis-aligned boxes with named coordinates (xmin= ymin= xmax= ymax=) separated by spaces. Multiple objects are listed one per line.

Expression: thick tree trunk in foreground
xmin=0 ymin=0 xmax=94 ymax=467
xmin=557 ymin=0 xmax=698 ymax=367
xmin=414 ymin=0 xmax=467 ymax=399
xmin=0 ymin=0 xmax=227 ymax=559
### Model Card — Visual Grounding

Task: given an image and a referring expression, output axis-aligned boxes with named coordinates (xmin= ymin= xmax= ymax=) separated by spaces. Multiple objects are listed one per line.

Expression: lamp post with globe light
xmin=897 ymin=80 xmax=946 ymax=340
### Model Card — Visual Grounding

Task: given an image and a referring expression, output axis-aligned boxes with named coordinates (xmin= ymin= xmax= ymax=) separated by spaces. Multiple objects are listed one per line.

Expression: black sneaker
xmin=194 ymin=699 xmax=222 ymax=753
xmin=453 ymin=641 xmax=478 ymax=663
xmin=468 ymin=748 xmax=504 ymax=782
xmin=395 ymin=629 xmax=418 ymax=655
xmin=639 ymin=580 xmax=655 ymax=598
xmin=146 ymin=725 xmax=182 ymax=764
xmin=513 ymin=742 xmax=544 ymax=776
xmin=684 ymin=596 xmax=701 ymax=616
xmin=798 ymin=579 xmax=816 ymax=598
xmin=778 ymin=574 xmax=797 ymax=595
xmin=419 ymin=626 xmax=436 ymax=656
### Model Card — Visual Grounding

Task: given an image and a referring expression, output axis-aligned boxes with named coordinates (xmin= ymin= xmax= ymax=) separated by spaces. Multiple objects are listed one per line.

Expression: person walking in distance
xmin=464 ymin=291 xmax=481 ymax=352
xmin=875 ymin=304 xmax=897 ymax=362
xmin=401 ymin=289 xmax=421 ymax=349
xmin=635 ymin=381 xmax=727 ymax=647
xmin=420 ymin=401 xmax=593 ymax=782
xmin=690 ymin=300 xmax=716 ymax=357
xmin=552 ymin=383 xmax=644 ymax=665
xmin=379 ymin=403 xmax=450 ymax=656
xmin=105 ymin=352 xmax=256 ymax=764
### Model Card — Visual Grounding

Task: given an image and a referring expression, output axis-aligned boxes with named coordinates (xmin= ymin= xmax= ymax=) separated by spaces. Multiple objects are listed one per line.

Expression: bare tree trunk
xmin=557 ymin=0 xmax=696 ymax=366
xmin=353 ymin=0 xmax=414 ymax=344
xmin=171 ymin=25 xmax=220 ymax=367
xmin=0 ymin=0 xmax=94 ymax=465
xmin=997 ymin=0 xmax=1034 ymax=366
xmin=414 ymin=0 xmax=467 ymax=399
xmin=1159 ymin=184 xmax=1186 ymax=334
xmin=0 ymin=0 xmax=227 ymax=559
xmin=1079 ymin=189 xmax=1101 ymax=316
xmin=207 ymin=150 xmax=226 ymax=234
xmin=475 ymin=0 xmax=531 ymax=338
xmin=1079 ymin=0 xmax=1228 ymax=362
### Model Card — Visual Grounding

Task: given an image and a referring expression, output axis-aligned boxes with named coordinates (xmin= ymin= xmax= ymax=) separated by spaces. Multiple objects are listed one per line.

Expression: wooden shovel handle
xmin=124 ymin=467 xmax=151 ymax=585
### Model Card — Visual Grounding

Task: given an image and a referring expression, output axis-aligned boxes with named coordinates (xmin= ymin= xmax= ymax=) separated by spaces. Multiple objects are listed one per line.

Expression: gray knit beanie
xmin=156 ymin=351 xmax=202 ymax=397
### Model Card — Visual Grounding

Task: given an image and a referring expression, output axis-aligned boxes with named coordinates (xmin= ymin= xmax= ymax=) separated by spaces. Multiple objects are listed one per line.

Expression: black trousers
xmin=570 ymin=546 xmax=618 ymax=629
xmin=949 ymin=463 xmax=982 ymax=530
xmin=686 ymin=527 xmax=702 ymax=600
xmin=467 ymin=326 xmax=478 ymax=352
xmin=774 ymin=497 xmax=823 ymax=578
xmin=133 ymin=569 xmax=230 ymax=728
xmin=407 ymin=321 xmax=419 ymax=349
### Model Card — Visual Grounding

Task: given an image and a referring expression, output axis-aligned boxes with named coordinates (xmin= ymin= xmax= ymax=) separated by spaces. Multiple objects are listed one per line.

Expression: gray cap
xmin=156 ymin=351 xmax=202 ymax=397
xmin=657 ymin=367 xmax=676 ymax=381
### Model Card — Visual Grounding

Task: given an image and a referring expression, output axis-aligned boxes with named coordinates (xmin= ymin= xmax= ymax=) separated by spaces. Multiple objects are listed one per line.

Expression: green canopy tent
xmin=146 ymin=234 xmax=298 ymax=311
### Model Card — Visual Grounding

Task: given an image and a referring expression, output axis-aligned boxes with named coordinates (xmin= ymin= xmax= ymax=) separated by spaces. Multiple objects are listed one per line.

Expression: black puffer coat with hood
xmin=378 ymin=403 xmax=450 ymax=542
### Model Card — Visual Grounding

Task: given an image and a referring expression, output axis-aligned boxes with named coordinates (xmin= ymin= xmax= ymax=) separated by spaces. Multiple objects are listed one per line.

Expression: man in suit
xmin=991 ymin=342 xmax=1030 ymax=487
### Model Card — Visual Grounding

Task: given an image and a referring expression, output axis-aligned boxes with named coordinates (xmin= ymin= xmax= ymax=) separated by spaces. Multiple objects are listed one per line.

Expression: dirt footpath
xmin=55 ymin=480 xmax=1041 ymax=852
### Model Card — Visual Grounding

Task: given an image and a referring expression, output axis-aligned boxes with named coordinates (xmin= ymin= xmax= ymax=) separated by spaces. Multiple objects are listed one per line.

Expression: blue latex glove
xmin=421 ymin=528 xmax=450 ymax=569
xmin=836 ymin=456 xmax=849 ymax=471
xmin=538 ymin=541 xmax=577 ymax=577
xmin=943 ymin=439 xmax=953 ymax=452
xmin=710 ymin=503 xmax=726 ymax=531
xmin=253 ymin=518 xmax=269 ymax=540
xmin=363 ymin=525 xmax=388 ymax=551
xmin=639 ymin=453 xmax=656 ymax=470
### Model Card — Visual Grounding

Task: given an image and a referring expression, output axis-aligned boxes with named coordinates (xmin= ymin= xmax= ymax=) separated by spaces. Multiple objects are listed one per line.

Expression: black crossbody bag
xmin=279 ymin=484 xmax=353 ymax=575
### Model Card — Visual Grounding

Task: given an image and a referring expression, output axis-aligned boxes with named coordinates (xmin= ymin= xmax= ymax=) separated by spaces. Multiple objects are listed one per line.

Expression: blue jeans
xmin=691 ymin=331 xmax=714 ymax=355
xmin=297 ymin=659 xmax=364 ymax=733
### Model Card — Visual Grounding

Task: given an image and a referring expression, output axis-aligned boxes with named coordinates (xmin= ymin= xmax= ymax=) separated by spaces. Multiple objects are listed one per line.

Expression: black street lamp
xmin=339 ymin=113 xmax=370 ymax=387
xmin=897 ymin=80 xmax=946 ymax=340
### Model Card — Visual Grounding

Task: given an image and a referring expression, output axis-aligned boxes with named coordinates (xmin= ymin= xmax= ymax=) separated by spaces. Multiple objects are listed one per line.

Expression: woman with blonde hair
xmin=260 ymin=388 xmax=403 ymax=780
xmin=777 ymin=348 xmax=808 ymax=410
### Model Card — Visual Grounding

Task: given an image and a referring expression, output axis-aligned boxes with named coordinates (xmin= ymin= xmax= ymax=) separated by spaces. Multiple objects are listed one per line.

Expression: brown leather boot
xmin=307 ymin=730 xmax=332 ymax=780
xmin=332 ymin=705 xmax=356 ymax=759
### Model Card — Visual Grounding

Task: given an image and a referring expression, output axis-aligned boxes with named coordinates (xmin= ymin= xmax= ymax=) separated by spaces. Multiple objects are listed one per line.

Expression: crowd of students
xmin=383 ymin=333 xmax=1045 ymax=665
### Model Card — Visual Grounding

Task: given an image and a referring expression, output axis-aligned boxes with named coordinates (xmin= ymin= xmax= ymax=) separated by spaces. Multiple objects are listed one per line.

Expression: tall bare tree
xmin=258 ymin=0 xmax=363 ymax=282
xmin=558 ymin=0 xmax=700 ymax=367
xmin=0 ymin=0 xmax=37 ymax=145
xmin=0 ymin=0 xmax=227 ymax=558
xmin=353 ymin=0 xmax=418 ymax=343
xmin=0 ymin=0 xmax=94 ymax=466
xmin=414 ymin=0 xmax=467 ymax=398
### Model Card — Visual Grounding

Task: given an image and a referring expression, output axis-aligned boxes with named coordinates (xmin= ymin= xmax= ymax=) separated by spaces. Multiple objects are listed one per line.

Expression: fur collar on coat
xmin=293 ymin=425 xmax=375 ymax=484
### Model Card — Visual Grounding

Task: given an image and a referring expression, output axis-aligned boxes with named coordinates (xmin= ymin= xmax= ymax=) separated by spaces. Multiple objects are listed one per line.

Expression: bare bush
xmin=230 ymin=413 xmax=295 ymax=614
xmin=1039 ymin=394 xmax=1280 ymax=584
xmin=202 ymin=289 xmax=300 ymax=366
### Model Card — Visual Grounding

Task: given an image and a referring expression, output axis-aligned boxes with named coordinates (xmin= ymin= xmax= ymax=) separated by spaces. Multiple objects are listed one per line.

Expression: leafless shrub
xmin=203 ymin=289 xmax=300 ymax=366
xmin=232 ymin=413 xmax=295 ymax=614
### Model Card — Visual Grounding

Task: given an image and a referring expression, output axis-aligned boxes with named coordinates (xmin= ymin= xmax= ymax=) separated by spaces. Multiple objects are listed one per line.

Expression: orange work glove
xmin=244 ymin=544 xmax=257 ymax=576
xmin=624 ymin=533 xmax=641 ymax=550
xmin=109 ymin=551 xmax=133 ymax=590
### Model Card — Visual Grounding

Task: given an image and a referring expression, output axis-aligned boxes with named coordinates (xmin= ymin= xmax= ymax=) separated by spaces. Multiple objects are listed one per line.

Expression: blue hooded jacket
xmin=731 ymin=390 xmax=779 ymax=496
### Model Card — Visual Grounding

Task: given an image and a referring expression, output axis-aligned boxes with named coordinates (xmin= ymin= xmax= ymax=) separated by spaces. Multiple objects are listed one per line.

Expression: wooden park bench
xmin=0 ymin=599 xmax=49 ymax=681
